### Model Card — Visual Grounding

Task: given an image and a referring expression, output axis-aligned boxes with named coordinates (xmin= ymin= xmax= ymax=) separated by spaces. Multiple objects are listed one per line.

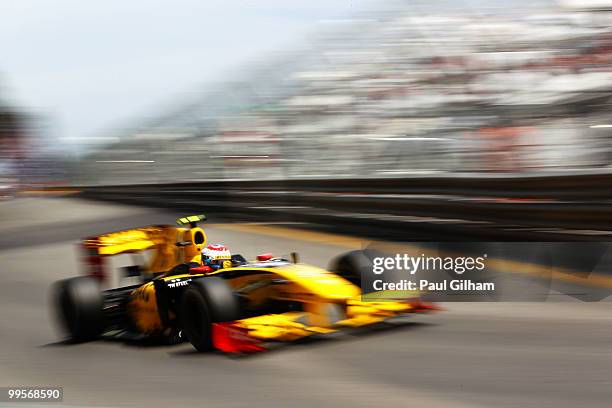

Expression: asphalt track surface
xmin=0 ymin=197 xmax=611 ymax=408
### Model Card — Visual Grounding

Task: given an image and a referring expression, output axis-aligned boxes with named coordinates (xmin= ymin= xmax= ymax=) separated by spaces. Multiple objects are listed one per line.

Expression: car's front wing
xmin=211 ymin=299 xmax=440 ymax=353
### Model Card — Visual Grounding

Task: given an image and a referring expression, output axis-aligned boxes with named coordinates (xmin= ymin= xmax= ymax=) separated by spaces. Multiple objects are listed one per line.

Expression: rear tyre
xmin=54 ymin=276 xmax=104 ymax=342
xmin=180 ymin=277 xmax=241 ymax=352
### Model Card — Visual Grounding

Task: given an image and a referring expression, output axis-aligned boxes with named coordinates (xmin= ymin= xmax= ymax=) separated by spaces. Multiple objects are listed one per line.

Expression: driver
xmin=200 ymin=244 xmax=232 ymax=271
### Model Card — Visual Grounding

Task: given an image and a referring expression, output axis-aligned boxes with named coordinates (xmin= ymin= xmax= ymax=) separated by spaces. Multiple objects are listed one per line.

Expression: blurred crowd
xmin=0 ymin=99 xmax=24 ymax=196
xmin=0 ymin=93 xmax=65 ymax=192
xmin=21 ymin=2 xmax=612 ymax=184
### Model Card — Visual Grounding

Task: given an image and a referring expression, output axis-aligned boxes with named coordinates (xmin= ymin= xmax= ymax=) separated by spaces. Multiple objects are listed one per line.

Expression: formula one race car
xmin=53 ymin=215 xmax=437 ymax=353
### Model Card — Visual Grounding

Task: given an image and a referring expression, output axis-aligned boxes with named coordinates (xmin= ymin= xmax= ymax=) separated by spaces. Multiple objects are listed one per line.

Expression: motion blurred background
xmin=3 ymin=0 xmax=612 ymax=184
xmin=71 ymin=0 xmax=612 ymax=183
xmin=3 ymin=0 xmax=612 ymax=242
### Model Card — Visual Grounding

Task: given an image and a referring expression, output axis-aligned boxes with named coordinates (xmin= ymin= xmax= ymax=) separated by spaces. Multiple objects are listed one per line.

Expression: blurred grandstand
xmin=0 ymin=84 xmax=27 ymax=197
xmin=76 ymin=1 xmax=612 ymax=185
xmin=0 ymin=77 xmax=66 ymax=193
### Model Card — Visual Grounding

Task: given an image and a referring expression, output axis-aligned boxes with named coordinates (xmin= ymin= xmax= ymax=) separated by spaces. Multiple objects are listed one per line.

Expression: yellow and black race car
xmin=53 ymin=215 xmax=437 ymax=353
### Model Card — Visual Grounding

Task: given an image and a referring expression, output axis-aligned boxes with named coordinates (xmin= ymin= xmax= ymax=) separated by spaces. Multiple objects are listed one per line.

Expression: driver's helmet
xmin=201 ymin=244 xmax=232 ymax=270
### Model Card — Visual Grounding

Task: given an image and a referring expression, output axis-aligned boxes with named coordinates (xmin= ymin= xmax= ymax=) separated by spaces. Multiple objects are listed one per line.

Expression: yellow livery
xmin=53 ymin=215 xmax=437 ymax=354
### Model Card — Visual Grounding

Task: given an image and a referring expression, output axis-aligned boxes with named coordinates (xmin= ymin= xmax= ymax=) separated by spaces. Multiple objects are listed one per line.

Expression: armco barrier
xmin=76 ymin=173 xmax=612 ymax=241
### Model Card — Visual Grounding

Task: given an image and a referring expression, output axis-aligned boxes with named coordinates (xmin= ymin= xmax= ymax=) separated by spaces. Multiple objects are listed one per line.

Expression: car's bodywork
xmin=56 ymin=215 xmax=437 ymax=353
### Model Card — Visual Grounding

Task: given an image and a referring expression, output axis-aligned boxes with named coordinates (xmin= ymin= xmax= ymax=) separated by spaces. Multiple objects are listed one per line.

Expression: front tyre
xmin=180 ymin=277 xmax=241 ymax=352
xmin=329 ymin=249 xmax=382 ymax=287
xmin=53 ymin=276 xmax=104 ymax=342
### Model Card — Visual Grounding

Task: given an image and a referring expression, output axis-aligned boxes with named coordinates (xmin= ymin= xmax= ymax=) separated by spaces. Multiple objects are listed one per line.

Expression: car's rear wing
xmin=79 ymin=217 xmax=208 ymax=285
xmin=80 ymin=226 xmax=172 ymax=283
xmin=82 ymin=226 xmax=168 ymax=256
